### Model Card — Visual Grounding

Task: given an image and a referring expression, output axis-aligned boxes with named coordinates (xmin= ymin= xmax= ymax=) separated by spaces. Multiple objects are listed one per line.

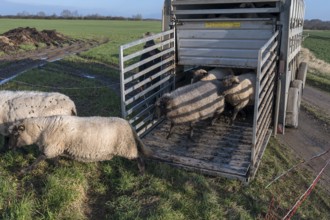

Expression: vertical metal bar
xmin=274 ymin=78 xmax=281 ymax=137
xmin=172 ymin=27 xmax=177 ymax=90
xmin=252 ymin=48 xmax=263 ymax=166
xmin=119 ymin=46 xmax=127 ymax=118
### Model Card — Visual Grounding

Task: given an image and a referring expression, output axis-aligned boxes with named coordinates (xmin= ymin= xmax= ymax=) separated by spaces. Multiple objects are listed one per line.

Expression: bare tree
xmin=36 ymin=11 xmax=46 ymax=17
xmin=61 ymin=9 xmax=72 ymax=18
xmin=132 ymin=13 xmax=143 ymax=20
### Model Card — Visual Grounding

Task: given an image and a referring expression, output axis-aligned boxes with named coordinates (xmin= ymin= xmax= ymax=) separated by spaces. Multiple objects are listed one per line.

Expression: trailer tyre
xmin=286 ymin=87 xmax=300 ymax=128
xmin=291 ymin=79 xmax=303 ymax=109
xmin=297 ymin=62 xmax=308 ymax=89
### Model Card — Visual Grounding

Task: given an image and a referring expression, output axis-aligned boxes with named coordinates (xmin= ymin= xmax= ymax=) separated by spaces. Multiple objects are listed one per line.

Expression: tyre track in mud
xmin=0 ymin=40 xmax=107 ymax=85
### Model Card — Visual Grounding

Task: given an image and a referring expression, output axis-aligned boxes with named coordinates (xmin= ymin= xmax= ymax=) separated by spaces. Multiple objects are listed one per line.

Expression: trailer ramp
xmin=120 ymin=29 xmax=278 ymax=182
xmin=143 ymin=116 xmax=254 ymax=181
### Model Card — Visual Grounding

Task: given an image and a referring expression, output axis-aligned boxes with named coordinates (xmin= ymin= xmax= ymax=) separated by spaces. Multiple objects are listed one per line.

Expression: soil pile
xmin=0 ymin=27 xmax=72 ymax=53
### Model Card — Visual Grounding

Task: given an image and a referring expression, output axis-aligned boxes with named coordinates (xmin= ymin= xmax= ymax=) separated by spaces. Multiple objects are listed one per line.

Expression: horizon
xmin=0 ymin=0 xmax=329 ymax=21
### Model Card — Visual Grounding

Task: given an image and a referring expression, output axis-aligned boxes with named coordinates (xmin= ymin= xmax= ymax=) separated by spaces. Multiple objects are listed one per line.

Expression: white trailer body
xmin=119 ymin=0 xmax=306 ymax=182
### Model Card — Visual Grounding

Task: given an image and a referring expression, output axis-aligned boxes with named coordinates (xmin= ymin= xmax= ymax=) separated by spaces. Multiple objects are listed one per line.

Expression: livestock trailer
xmin=119 ymin=0 xmax=307 ymax=182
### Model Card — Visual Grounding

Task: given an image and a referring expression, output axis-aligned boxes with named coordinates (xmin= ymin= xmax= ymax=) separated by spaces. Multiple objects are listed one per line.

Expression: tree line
xmin=304 ymin=19 xmax=330 ymax=30
xmin=0 ymin=10 xmax=157 ymax=21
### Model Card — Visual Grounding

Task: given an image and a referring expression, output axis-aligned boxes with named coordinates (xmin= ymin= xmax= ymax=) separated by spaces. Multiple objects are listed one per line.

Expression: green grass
xmin=0 ymin=20 xmax=329 ymax=219
xmin=1 ymin=65 xmax=330 ymax=218
xmin=303 ymin=30 xmax=330 ymax=63
xmin=303 ymin=30 xmax=330 ymax=92
xmin=0 ymin=18 xmax=162 ymax=65
xmin=306 ymin=72 xmax=330 ymax=93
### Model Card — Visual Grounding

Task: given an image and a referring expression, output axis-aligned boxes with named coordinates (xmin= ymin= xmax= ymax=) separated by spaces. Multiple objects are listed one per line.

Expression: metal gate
xmin=119 ymin=29 xmax=176 ymax=136
xmin=251 ymin=30 xmax=279 ymax=177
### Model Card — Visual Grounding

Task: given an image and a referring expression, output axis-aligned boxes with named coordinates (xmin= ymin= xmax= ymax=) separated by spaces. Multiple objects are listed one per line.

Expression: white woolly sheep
xmin=0 ymin=90 xmax=77 ymax=151
xmin=8 ymin=115 xmax=152 ymax=174
xmin=155 ymin=80 xmax=227 ymax=139
xmin=222 ymin=73 xmax=256 ymax=123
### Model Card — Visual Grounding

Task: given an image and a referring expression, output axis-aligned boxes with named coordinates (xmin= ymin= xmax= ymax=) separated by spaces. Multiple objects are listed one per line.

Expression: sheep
xmin=155 ymin=80 xmax=227 ymax=139
xmin=222 ymin=73 xmax=256 ymax=123
xmin=191 ymin=68 xmax=234 ymax=83
xmin=0 ymin=90 xmax=77 ymax=151
xmin=8 ymin=115 xmax=153 ymax=174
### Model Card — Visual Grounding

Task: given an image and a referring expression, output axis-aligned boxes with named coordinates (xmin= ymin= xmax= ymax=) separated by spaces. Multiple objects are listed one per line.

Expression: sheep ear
xmin=18 ymin=125 xmax=25 ymax=132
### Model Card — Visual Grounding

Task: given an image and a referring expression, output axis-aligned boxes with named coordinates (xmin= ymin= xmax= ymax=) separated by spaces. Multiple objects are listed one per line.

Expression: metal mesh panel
xmin=119 ymin=29 xmax=176 ymax=136
xmin=252 ymin=31 xmax=279 ymax=166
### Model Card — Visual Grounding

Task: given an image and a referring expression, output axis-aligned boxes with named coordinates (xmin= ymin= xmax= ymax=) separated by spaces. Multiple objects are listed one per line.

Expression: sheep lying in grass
xmin=155 ymin=80 xmax=227 ymax=139
xmin=0 ymin=90 xmax=77 ymax=151
xmin=222 ymin=73 xmax=256 ymax=123
xmin=192 ymin=68 xmax=234 ymax=83
xmin=8 ymin=115 xmax=152 ymax=174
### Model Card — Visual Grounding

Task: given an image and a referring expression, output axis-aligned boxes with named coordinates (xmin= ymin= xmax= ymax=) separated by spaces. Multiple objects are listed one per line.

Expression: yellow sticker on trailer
xmin=205 ymin=22 xmax=241 ymax=28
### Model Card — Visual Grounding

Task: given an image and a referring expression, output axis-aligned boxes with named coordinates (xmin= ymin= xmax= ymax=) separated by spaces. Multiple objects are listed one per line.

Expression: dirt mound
xmin=0 ymin=36 xmax=16 ymax=52
xmin=0 ymin=27 xmax=72 ymax=53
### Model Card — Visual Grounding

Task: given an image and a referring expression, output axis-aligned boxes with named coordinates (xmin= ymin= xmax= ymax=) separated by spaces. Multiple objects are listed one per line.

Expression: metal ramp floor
xmin=143 ymin=116 xmax=255 ymax=181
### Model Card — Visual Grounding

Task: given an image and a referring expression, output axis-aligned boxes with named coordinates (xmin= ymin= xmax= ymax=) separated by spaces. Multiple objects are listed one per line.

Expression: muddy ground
xmin=278 ymin=86 xmax=330 ymax=194
xmin=0 ymin=27 xmax=108 ymax=83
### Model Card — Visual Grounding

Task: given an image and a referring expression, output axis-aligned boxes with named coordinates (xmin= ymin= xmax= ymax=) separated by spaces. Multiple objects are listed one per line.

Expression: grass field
xmin=0 ymin=18 xmax=162 ymax=65
xmin=303 ymin=30 xmax=330 ymax=63
xmin=303 ymin=30 xmax=330 ymax=92
xmin=0 ymin=19 xmax=330 ymax=219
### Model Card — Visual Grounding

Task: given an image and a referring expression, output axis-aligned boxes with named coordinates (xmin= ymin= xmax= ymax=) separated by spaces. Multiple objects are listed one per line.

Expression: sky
xmin=0 ymin=0 xmax=329 ymax=21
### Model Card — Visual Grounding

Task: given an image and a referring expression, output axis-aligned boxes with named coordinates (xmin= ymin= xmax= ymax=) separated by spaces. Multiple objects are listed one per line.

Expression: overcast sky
xmin=0 ymin=0 xmax=329 ymax=21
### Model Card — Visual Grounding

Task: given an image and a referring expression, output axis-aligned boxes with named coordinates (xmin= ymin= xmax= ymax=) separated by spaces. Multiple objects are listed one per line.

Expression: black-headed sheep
xmin=155 ymin=80 xmax=227 ymax=139
xmin=8 ymin=115 xmax=152 ymax=174
xmin=0 ymin=90 xmax=77 ymax=151
xmin=222 ymin=73 xmax=256 ymax=123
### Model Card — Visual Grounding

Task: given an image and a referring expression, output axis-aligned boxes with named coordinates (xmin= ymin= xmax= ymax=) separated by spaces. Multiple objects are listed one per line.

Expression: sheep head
xmin=155 ymin=94 xmax=171 ymax=118
xmin=8 ymin=120 xmax=35 ymax=148
xmin=223 ymin=75 xmax=240 ymax=87
xmin=191 ymin=69 xmax=208 ymax=83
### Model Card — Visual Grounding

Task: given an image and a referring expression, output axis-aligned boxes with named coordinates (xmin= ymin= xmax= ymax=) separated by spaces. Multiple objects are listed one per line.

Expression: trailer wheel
xmin=291 ymin=79 xmax=303 ymax=109
xmin=286 ymin=87 xmax=300 ymax=128
xmin=297 ymin=62 xmax=308 ymax=89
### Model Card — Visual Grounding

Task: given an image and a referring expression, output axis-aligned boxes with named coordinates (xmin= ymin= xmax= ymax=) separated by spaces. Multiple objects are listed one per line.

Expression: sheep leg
xmin=166 ymin=122 xmax=175 ymax=139
xmin=19 ymin=154 xmax=47 ymax=174
xmin=211 ymin=112 xmax=222 ymax=126
xmin=0 ymin=136 xmax=10 ymax=152
xmin=231 ymin=100 xmax=249 ymax=124
xmin=189 ymin=122 xmax=195 ymax=138
xmin=137 ymin=157 xmax=145 ymax=175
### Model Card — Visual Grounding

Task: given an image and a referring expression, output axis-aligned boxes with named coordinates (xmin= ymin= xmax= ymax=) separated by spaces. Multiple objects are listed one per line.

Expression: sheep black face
xmin=222 ymin=76 xmax=240 ymax=87
xmin=8 ymin=123 xmax=32 ymax=149
xmin=154 ymin=95 xmax=171 ymax=119
xmin=191 ymin=69 xmax=208 ymax=83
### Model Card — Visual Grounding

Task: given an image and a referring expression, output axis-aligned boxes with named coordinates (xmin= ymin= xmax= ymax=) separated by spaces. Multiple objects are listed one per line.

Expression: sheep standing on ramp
xmin=155 ymin=80 xmax=227 ymax=139
xmin=222 ymin=73 xmax=256 ymax=123
xmin=0 ymin=90 xmax=77 ymax=151
xmin=8 ymin=116 xmax=152 ymax=174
